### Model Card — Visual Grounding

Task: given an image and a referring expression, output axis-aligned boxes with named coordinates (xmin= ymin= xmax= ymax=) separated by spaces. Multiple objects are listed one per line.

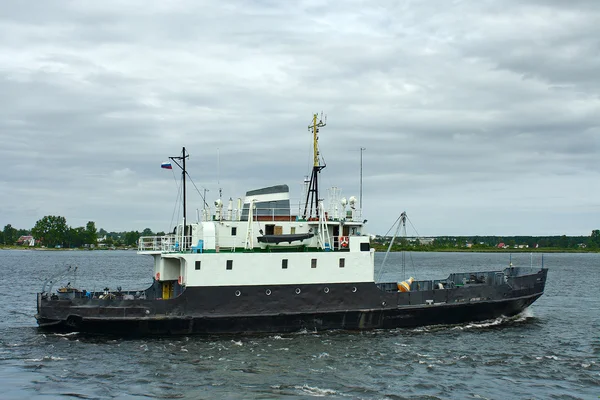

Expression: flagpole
xmin=169 ymin=147 xmax=190 ymax=250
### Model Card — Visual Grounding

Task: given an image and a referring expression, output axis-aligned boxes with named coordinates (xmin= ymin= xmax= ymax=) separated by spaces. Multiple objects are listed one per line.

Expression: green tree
xmin=142 ymin=228 xmax=154 ymax=236
xmin=124 ymin=231 xmax=141 ymax=246
xmin=16 ymin=228 xmax=30 ymax=237
xmin=68 ymin=226 xmax=86 ymax=248
xmin=3 ymin=224 xmax=17 ymax=245
xmin=588 ymin=230 xmax=600 ymax=249
xmin=32 ymin=216 xmax=69 ymax=247
xmin=558 ymin=235 xmax=568 ymax=249
xmin=591 ymin=230 xmax=600 ymax=244
xmin=85 ymin=221 xmax=97 ymax=245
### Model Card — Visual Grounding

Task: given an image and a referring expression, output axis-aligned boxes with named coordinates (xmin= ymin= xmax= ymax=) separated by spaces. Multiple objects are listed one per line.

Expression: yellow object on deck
xmin=397 ymin=277 xmax=415 ymax=292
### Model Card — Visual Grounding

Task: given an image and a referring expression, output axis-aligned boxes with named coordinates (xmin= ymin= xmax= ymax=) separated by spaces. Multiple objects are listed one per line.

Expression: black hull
xmin=36 ymin=268 xmax=547 ymax=336
xmin=37 ymin=293 xmax=541 ymax=336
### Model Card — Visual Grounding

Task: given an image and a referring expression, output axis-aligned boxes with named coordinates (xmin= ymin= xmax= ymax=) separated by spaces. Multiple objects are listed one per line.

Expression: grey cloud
xmin=0 ymin=0 xmax=598 ymax=235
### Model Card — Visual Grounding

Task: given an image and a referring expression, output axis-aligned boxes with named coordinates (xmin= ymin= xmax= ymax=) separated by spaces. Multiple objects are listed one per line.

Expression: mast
xmin=170 ymin=147 xmax=190 ymax=239
xmin=303 ymin=113 xmax=327 ymax=219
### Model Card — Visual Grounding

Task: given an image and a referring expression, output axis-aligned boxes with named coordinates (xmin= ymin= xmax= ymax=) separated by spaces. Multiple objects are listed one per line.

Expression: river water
xmin=0 ymin=250 xmax=598 ymax=399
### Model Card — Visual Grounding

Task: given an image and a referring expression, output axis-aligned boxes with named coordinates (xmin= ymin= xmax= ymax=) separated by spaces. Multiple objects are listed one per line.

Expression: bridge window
xmin=282 ymin=259 xmax=288 ymax=269
xmin=311 ymin=259 xmax=317 ymax=268
xmin=195 ymin=261 xmax=201 ymax=270
xmin=226 ymin=260 xmax=233 ymax=270
xmin=339 ymin=258 xmax=345 ymax=268
xmin=360 ymin=242 xmax=370 ymax=251
xmin=231 ymin=227 xmax=237 ymax=236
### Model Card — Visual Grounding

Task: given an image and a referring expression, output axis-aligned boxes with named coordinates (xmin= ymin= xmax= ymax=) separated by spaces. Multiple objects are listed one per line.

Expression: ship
xmin=35 ymin=114 xmax=548 ymax=336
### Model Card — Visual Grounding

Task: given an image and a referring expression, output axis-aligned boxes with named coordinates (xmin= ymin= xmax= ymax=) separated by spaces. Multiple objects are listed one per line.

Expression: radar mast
xmin=303 ymin=112 xmax=327 ymax=219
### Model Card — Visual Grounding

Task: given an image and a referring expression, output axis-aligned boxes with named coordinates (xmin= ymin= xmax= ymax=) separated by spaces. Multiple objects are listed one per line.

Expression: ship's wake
xmin=409 ymin=308 xmax=537 ymax=333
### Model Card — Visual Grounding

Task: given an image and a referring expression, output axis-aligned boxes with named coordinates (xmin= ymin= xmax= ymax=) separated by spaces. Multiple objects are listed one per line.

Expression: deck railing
xmin=138 ymin=235 xmax=178 ymax=252
xmin=212 ymin=207 xmax=363 ymax=223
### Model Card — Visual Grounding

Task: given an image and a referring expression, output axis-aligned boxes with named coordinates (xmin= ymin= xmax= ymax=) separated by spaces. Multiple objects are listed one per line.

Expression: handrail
xmin=209 ymin=206 xmax=363 ymax=223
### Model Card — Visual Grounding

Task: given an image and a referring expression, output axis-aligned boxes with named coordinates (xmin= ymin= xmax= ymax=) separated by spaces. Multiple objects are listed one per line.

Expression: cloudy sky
xmin=1 ymin=0 xmax=598 ymax=236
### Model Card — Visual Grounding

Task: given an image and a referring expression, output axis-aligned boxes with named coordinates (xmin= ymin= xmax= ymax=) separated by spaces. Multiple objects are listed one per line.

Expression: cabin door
xmin=265 ymin=224 xmax=275 ymax=235
xmin=162 ymin=282 xmax=173 ymax=300
xmin=333 ymin=225 xmax=340 ymax=250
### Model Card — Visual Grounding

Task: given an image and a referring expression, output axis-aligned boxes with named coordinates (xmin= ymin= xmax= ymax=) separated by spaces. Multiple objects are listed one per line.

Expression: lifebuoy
xmin=178 ymin=276 xmax=182 ymax=285
xmin=155 ymin=272 xmax=160 ymax=281
xmin=340 ymin=236 xmax=349 ymax=248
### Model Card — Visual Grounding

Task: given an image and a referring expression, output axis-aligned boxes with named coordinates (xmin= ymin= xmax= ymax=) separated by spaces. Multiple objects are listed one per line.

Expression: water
xmin=0 ymin=250 xmax=598 ymax=399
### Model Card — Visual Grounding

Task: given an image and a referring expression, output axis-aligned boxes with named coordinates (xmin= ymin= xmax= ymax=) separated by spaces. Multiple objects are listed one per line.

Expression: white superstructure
xmin=138 ymin=184 xmax=372 ymax=296
xmin=138 ymin=114 xmax=372 ymax=299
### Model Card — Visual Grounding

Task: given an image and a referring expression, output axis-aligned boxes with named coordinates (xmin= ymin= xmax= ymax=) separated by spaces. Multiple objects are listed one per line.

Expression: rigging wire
xmin=167 ymin=163 xmax=209 ymax=232
xmin=185 ymin=172 xmax=209 ymax=209
xmin=406 ymin=215 xmax=421 ymax=239
xmin=376 ymin=212 xmax=422 ymax=283
xmin=169 ymin=169 xmax=182 ymax=232
xmin=406 ymin=215 xmax=421 ymax=280
xmin=382 ymin=214 xmax=402 ymax=238
xmin=376 ymin=213 xmax=403 ymax=283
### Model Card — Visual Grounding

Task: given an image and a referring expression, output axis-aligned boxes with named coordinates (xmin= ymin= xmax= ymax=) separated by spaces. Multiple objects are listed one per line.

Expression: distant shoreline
xmin=370 ymin=245 xmax=598 ymax=253
xmin=0 ymin=246 xmax=136 ymax=251
xmin=1 ymin=245 xmax=597 ymax=254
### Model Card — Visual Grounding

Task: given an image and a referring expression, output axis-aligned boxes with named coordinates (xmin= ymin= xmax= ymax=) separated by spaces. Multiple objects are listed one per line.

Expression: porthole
xmin=352 ymin=287 xmax=357 ymax=293
xmin=295 ymin=288 xmax=301 ymax=295
xmin=265 ymin=289 xmax=271 ymax=296
xmin=382 ymin=301 xmax=387 ymax=306
xmin=235 ymin=290 xmax=241 ymax=297
xmin=324 ymin=287 xmax=330 ymax=294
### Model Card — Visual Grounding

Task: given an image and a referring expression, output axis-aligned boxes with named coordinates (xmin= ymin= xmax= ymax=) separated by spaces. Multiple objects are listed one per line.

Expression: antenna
xmin=217 ymin=148 xmax=222 ymax=203
xmin=360 ymin=147 xmax=366 ymax=210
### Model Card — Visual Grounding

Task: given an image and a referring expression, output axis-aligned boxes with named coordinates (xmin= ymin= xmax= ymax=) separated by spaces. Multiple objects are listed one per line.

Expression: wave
xmin=295 ymin=384 xmax=337 ymax=397
xmin=408 ymin=308 xmax=537 ymax=333
xmin=51 ymin=332 xmax=80 ymax=337
xmin=25 ymin=355 xmax=66 ymax=362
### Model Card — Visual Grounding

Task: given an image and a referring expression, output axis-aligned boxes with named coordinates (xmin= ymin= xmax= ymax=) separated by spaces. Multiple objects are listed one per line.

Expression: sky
xmin=1 ymin=0 xmax=598 ymax=236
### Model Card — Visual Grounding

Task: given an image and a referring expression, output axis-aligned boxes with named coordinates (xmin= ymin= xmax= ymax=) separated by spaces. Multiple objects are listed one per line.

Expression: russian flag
xmin=161 ymin=162 xmax=172 ymax=169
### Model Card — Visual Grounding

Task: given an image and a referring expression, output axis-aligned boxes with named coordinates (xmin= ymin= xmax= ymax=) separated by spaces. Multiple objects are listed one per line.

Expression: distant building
xmin=497 ymin=243 xmax=506 ymax=249
xmin=16 ymin=235 xmax=35 ymax=246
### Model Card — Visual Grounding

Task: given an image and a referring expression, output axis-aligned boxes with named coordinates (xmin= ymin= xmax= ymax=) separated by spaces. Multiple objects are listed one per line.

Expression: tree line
xmin=3 ymin=216 xmax=599 ymax=251
xmin=373 ymin=230 xmax=600 ymax=251
xmin=1 ymin=216 xmax=164 ymax=248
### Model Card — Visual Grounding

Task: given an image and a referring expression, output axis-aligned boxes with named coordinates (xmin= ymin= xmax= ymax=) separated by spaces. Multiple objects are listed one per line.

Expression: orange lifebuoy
xmin=178 ymin=276 xmax=182 ymax=285
xmin=340 ymin=236 xmax=349 ymax=248
xmin=155 ymin=272 xmax=160 ymax=281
